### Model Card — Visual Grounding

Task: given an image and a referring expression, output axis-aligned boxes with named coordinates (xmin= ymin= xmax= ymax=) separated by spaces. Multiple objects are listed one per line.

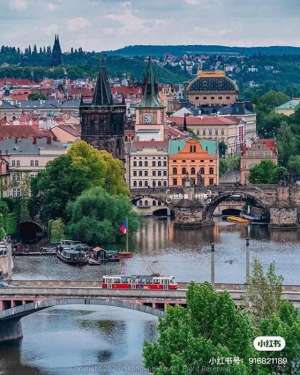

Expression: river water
xmin=2 ymin=218 xmax=300 ymax=374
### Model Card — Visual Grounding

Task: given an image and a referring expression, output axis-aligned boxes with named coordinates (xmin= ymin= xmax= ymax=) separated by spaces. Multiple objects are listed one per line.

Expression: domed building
xmin=186 ymin=70 xmax=239 ymax=107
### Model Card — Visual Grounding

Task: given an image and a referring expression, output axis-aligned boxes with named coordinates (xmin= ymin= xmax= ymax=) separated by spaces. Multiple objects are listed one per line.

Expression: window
xmin=226 ymin=96 xmax=230 ymax=100
xmin=152 ymin=171 xmax=156 ymax=176
xmin=133 ymin=181 xmax=137 ymax=187
xmin=163 ymin=181 xmax=167 ymax=186
xmin=163 ymin=171 xmax=167 ymax=176
xmin=215 ymin=129 xmax=218 ymax=135
xmin=182 ymin=160 xmax=186 ymax=163
xmin=218 ymin=96 xmax=222 ymax=100
xmin=12 ymin=160 xmax=15 ymax=167
xmin=203 ymin=96 xmax=207 ymax=100
xmin=152 ymin=161 xmax=156 ymax=167
xmin=173 ymin=178 xmax=177 ymax=186
xmin=145 ymin=181 xmax=148 ymax=187
xmin=209 ymin=178 xmax=214 ymax=185
xmin=211 ymin=96 xmax=215 ymax=100
xmin=133 ymin=161 xmax=137 ymax=167
xmin=145 ymin=171 xmax=148 ymax=177
xmin=173 ymin=167 xmax=177 ymax=175
xmin=158 ymin=181 xmax=161 ymax=187
xmin=200 ymin=167 xmax=205 ymax=174
xmin=144 ymin=200 xmax=148 ymax=206
xmin=30 ymin=160 xmax=34 ymax=167
xmin=158 ymin=171 xmax=161 ymax=176
xmin=139 ymin=171 xmax=143 ymax=176
xmin=138 ymin=181 xmax=142 ymax=187
xmin=197 ymin=130 xmax=199 ymax=135
xmin=139 ymin=161 xmax=142 ymax=167
xmin=209 ymin=167 xmax=214 ymax=174
xmin=153 ymin=200 xmax=157 ymax=206
xmin=158 ymin=161 xmax=161 ymax=167
xmin=191 ymin=167 xmax=196 ymax=175
xmin=203 ymin=130 xmax=206 ymax=135
xmin=133 ymin=171 xmax=137 ymax=176
xmin=195 ymin=96 xmax=199 ymax=100
xmin=209 ymin=129 xmax=212 ymax=135
xmin=153 ymin=181 xmax=156 ymax=187
xmin=221 ymin=129 xmax=225 ymax=135
xmin=35 ymin=160 xmax=39 ymax=167
xmin=16 ymin=160 xmax=20 ymax=167
xmin=163 ymin=161 xmax=167 ymax=167
xmin=182 ymin=167 xmax=187 ymax=174
xmin=145 ymin=161 xmax=148 ymax=167
xmin=190 ymin=145 xmax=196 ymax=153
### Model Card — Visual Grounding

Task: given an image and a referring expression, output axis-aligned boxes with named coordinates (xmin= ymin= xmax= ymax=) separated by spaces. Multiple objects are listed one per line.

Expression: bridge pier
xmin=0 ymin=318 xmax=23 ymax=343
xmin=269 ymin=207 xmax=299 ymax=229
xmin=173 ymin=200 xmax=214 ymax=228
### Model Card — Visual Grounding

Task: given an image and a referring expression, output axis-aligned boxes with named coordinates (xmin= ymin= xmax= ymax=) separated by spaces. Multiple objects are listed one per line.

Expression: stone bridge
xmin=131 ymin=184 xmax=300 ymax=227
xmin=1 ymin=280 xmax=300 ymax=343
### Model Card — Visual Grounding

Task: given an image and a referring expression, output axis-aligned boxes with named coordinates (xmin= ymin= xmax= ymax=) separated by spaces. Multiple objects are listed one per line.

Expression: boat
xmin=88 ymin=257 xmax=102 ymax=266
xmin=89 ymin=247 xmax=120 ymax=265
xmin=117 ymin=251 xmax=133 ymax=258
xmin=226 ymin=215 xmax=250 ymax=224
xmin=56 ymin=240 xmax=89 ymax=265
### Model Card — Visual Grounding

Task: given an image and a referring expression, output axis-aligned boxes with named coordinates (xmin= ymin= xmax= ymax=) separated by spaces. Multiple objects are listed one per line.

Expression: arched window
xmin=209 ymin=167 xmax=214 ymax=175
xmin=153 ymin=200 xmax=157 ymax=206
xmin=200 ymin=167 xmax=205 ymax=174
xmin=182 ymin=167 xmax=187 ymax=175
xmin=144 ymin=200 xmax=149 ymax=206
xmin=173 ymin=167 xmax=177 ymax=175
xmin=191 ymin=167 xmax=196 ymax=175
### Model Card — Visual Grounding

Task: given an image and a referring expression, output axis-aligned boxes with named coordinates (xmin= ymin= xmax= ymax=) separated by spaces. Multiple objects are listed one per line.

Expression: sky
xmin=1 ymin=0 xmax=300 ymax=51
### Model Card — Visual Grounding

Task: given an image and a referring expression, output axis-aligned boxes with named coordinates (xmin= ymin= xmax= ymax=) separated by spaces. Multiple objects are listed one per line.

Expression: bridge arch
xmin=19 ymin=220 xmax=45 ymax=243
xmin=202 ymin=192 xmax=269 ymax=221
xmin=0 ymin=298 xmax=165 ymax=321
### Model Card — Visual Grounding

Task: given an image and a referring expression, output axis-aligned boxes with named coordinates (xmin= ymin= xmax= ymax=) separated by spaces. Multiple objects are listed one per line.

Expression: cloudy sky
xmin=1 ymin=0 xmax=300 ymax=51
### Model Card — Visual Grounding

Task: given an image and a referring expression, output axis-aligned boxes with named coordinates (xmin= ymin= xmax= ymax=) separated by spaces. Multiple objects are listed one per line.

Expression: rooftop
xmin=0 ymin=137 xmax=68 ymax=156
xmin=276 ymin=99 xmax=300 ymax=110
xmin=187 ymin=70 xmax=238 ymax=93
xmin=168 ymin=138 xmax=218 ymax=156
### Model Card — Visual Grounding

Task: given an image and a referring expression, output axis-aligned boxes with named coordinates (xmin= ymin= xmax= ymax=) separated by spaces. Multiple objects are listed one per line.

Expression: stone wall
xmin=0 ymin=242 xmax=14 ymax=280
xmin=269 ymin=207 xmax=298 ymax=228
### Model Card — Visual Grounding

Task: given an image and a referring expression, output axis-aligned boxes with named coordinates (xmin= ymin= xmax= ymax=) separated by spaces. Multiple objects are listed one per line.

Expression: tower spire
xmin=139 ymin=58 xmax=161 ymax=107
xmin=51 ymin=34 xmax=62 ymax=66
xmin=93 ymin=66 xmax=113 ymax=106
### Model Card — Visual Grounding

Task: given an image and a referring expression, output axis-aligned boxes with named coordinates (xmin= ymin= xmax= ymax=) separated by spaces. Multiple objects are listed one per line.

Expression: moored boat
xmin=226 ymin=215 xmax=250 ymax=224
xmin=117 ymin=251 xmax=133 ymax=258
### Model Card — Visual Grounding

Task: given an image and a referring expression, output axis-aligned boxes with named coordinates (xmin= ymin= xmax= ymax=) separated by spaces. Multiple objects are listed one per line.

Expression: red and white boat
xmin=101 ymin=275 xmax=178 ymax=290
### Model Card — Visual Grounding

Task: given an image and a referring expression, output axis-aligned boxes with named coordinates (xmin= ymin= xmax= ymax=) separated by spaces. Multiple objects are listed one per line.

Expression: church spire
xmin=51 ymin=34 xmax=62 ymax=66
xmin=93 ymin=66 xmax=113 ymax=106
xmin=139 ymin=58 xmax=161 ymax=108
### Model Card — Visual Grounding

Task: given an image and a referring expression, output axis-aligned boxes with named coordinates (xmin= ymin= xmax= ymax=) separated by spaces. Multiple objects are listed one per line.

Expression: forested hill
xmin=107 ymin=45 xmax=300 ymax=57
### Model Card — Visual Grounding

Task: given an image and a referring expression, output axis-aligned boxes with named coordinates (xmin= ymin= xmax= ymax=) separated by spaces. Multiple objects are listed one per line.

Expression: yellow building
xmin=186 ymin=71 xmax=239 ymax=106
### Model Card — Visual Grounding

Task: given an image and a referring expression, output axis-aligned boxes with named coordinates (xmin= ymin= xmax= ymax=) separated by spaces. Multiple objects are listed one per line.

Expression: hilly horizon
xmin=106 ymin=44 xmax=300 ymax=57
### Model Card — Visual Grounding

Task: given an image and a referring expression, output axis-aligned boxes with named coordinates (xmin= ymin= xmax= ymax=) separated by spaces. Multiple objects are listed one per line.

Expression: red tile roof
xmin=0 ymin=125 xmax=53 ymax=140
xmin=169 ymin=115 xmax=240 ymax=126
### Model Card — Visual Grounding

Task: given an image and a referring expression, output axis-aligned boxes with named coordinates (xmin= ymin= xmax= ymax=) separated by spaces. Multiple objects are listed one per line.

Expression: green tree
xmin=244 ymin=260 xmax=283 ymax=322
xmin=30 ymin=141 xmax=128 ymax=224
xmin=0 ymin=213 xmax=6 ymax=241
xmin=66 ymin=187 xmax=138 ymax=245
xmin=144 ymin=283 xmax=261 ymax=375
xmin=49 ymin=218 xmax=65 ymax=243
xmin=218 ymin=141 xmax=227 ymax=158
xmin=249 ymin=160 xmax=287 ymax=184
xmin=28 ymin=92 xmax=47 ymax=100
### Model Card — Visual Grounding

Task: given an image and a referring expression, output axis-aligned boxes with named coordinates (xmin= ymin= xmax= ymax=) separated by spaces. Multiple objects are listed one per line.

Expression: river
xmin=2 ymin=218 xmax=300 ymax=374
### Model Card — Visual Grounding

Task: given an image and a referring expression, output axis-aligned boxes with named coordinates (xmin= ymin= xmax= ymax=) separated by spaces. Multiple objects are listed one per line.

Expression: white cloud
xmin=47 ymin=2 xmax=58 ymax=11
xmin=9 ymin=0 xmax=28 ymax=11
xmin=67 ymin=17 xmax=91 ymax=31
xmin=43 ymin=23 xmax=59 ymax=36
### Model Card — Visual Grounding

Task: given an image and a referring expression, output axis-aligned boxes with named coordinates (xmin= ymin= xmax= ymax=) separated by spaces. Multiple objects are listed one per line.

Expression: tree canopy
xmin=30 ymin=141 xmax=128 ymax=224
xmin=66 ymin=187 xmax=138 ymax=245
xmin=249 ymin=160 xmax=288 ymax=184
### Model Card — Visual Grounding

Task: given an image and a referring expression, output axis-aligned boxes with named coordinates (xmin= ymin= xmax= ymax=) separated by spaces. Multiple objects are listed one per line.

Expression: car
xmin=0 ymin=281 xmax=8 ymax=288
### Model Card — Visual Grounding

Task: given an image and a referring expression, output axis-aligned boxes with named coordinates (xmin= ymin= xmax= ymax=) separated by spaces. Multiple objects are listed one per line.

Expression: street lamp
xmin=211 ymin=242 xmax=215 ymax=286
xmin=245 ymin=237 xmax=250 ymax=282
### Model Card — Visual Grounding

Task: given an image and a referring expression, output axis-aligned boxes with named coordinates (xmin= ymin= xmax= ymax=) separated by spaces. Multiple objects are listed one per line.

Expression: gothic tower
xmin=51 ymin=35 xmax=62 ymax=66
xmin=80 ymin=67 xmax=126 ymax=160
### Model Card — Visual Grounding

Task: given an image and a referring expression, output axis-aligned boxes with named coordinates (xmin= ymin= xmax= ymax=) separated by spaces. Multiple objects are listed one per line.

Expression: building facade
xmin=0 ymin=138 xmax=67 ymax=197
xmin=168 ymin=138 xmax=219 ymax=187
xmin=80 ymin=67 xmax=126 ymax=159
xmin=240 ymin=139 xmax=278 ymax=185
xmin=169 ymin=115 xmax=254 ymax=155
xmin=186 ymin=71 xmax=239 ymax=107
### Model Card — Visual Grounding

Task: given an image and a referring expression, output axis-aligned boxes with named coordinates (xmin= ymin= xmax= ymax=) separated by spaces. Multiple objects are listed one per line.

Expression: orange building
xmin=168 ymin=138 xmax=219 ymax=187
